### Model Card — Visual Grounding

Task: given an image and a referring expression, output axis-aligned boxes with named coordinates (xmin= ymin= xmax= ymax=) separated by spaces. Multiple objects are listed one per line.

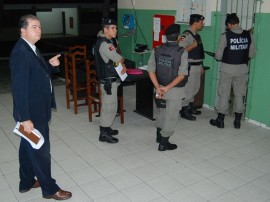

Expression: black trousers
xmin=19 ymin=123 xmax=59 ymax=196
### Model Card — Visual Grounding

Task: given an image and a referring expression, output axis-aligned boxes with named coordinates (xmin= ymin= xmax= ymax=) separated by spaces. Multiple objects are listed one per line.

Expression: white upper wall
xmin=260 ymin=1 xmax=270 ymax=13
xmin=37 ymin=8 xmax=78 ymax=35
xmin=64 ymin=8 xmax=78 ymax=35
xmin=118 ymin=0 xmax=219 ymax=26
xmin=37 ymin=9 xmax=63 ymax=34
xmin=118 ymin=0 xmax=219 ymax=11
xmin=118 ymin=0 xmax=270 ymax=13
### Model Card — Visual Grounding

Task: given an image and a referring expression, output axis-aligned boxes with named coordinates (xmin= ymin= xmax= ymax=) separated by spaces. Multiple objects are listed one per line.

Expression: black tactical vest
xmin=222 ymin=30 xmax=251 ymax=64
xmin=183 ymin=30 xmax=205 ymax=60
xmin=154 ymin=42 xmax=187 ymax=88
xmin=94 ymin=36 xmax=119 ymax=80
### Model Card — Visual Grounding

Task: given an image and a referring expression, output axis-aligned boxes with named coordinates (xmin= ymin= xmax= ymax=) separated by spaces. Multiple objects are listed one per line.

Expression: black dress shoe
xmin=43 ymin=189 xmax=72 ymax=200
xmin=99 ymin=133 xmax=119 ymax=143
xmin=19 ymin=180 xmax=40 ymax=193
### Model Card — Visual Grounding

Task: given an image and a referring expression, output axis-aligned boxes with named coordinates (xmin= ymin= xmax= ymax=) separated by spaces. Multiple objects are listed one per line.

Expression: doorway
xmin=216 ymin=0 xmax=261 ymax=115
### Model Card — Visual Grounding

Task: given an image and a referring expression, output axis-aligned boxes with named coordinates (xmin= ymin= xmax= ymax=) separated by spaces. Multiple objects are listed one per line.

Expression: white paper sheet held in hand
xmin=13 ymin=122 xmax=44 ymax=149
xmin=115 ymin=63 xmax=127 ymax=81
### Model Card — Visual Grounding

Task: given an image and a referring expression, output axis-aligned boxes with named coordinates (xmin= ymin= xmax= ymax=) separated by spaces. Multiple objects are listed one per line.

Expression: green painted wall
xmin=245 ymin=13 xmax=270 ymax=126
xmin=199 ymin=11 xmax=222 ymax=109
xmin=117 ymin=9 xmax=176 ymax=65
xmin=118 ymin=9 xmax=270 ymax=127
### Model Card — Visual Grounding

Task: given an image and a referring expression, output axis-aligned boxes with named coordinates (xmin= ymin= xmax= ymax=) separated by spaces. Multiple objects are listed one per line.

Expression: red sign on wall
xmin=152 ymin=15 xmax=175 ymax=48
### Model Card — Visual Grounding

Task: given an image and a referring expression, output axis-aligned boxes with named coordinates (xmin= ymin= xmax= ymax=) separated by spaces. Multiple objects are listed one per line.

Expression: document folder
xmin=13 ymin=122 xmax=44 ymax=149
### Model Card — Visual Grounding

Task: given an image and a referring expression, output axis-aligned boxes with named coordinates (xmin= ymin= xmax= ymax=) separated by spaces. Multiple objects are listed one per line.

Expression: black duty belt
xmin=189 ymin=62 xmax=202 ymax=66
xmin=100 ymin=78 xmax=117 ymax=84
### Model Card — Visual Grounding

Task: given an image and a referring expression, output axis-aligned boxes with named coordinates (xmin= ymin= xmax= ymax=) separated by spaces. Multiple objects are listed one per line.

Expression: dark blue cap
xmin=190 ymin=14 xmax=205 ymax=21
xmin=101 ymin=17 xmax=117 ymax=26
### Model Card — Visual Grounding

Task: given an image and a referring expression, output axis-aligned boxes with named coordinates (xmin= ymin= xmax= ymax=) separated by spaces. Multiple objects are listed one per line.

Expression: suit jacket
xmin=9 ymin=38 xmax=56 ymax=125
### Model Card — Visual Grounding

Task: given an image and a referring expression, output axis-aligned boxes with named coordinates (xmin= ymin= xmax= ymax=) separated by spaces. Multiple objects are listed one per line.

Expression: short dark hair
xmin=166 ymin=33 xmax=179 ymax=41
xmin=18 ymin=14 xmax=39 ymax=30
xmin=165 ymin=24 xmax=180 ymax=41
xmin=102 ymin=24 xmax=111 ymax=30
xmin=225 ymin=13 xmax=239 ymax=26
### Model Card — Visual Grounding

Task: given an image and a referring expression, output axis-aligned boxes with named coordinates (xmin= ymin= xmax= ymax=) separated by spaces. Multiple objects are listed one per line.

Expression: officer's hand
xmin=121 ymin=66 xmax=127 ymax=74
xmin=160 ymin=86 xmax=169 ymax=95
xmin=201 ymin=68 xmax=205 ymax=74
xmin=192 ymin=40 xmax=198 ymax=48
xmin=156 ymin=87 xmax=164 ymax=98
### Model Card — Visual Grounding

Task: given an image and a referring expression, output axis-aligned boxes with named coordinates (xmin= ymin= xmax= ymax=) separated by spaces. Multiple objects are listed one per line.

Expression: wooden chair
xmin=86 ymin=60 xmax=124 ymax=123
xmin=86 ymin=60 xmax=101 ymax=122
xmin=64 ymin=52 xmax=88 ymax=114
xmin=117 ymin=85 xmax=124 ymax=124
xmin=69 ymin=45 xmax=87 ymax=60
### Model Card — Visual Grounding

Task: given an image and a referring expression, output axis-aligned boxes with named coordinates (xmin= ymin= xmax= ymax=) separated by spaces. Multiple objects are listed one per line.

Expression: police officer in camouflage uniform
xmin=148 ymin=24 xmax=189 ymax=151
xmin=94 ymin=18 xmax=127 ymax=143
xmin=179 ymin=14 xmax=205 ymax=121
xmin=210 ymin=13 xmax=256 ymax=129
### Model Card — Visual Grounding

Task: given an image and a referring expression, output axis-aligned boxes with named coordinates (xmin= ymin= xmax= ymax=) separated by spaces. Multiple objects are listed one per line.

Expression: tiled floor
xmin=0 ymin=84 xmax=270 ymax=202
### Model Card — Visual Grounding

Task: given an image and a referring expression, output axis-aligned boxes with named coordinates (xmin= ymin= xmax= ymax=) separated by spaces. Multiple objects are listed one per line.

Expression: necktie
xmin=35 ymin=47 xmax=52 ymax=92
xmin=35 ymin=48 xmax=41 ymax=58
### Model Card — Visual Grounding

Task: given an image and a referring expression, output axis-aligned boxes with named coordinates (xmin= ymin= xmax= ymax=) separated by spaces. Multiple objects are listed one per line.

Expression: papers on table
xmin=13 ymin=122 xmax=44 ymax=149
xmin=115 ymin=63 xmax=128 ymax=81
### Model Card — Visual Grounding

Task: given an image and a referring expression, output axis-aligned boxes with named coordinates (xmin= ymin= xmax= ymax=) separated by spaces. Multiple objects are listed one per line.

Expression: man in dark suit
xmin=9 ymin=14 xmax=72 ymax=200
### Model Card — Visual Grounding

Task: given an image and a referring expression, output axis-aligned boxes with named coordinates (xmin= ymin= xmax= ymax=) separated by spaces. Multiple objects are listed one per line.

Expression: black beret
xmin=165 ymin=24 xmax=180 ymax=36
xmin=101 ymin=17 xmax=117 ymax=26
xmin=190 ymin=14 xmax=205 ymax=21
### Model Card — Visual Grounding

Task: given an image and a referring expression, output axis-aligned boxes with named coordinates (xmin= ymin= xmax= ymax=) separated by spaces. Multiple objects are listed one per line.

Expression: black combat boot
xmin=189 ymin=102 xmax=201 ymax=115
xmin=99 ymin=126 xmax=118 ymax=143
xmin=233 ymin=113 xmax=242 ymax=129
xmin=180 ymin=106 xmax=196 ymax=120
xmin=210 ymin=113 xmax=225 ymax=128
xmin=107 ymin=127 xmax=118 ymax=136
xmin=158 ymin=136 xmax=177 ymax=151
xmin=156 ymin=127 xmax=162 ymax=143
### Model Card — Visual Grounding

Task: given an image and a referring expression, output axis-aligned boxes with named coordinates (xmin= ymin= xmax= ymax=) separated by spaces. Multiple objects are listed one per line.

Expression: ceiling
xmin=3 ymin=0 xmax=117 ymax=3
xmin=2 ymin=0 xmax=117 ymax=10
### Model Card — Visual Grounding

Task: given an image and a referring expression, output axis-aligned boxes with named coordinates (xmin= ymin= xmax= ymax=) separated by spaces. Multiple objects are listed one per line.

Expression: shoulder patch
xmin=109 ymin=45 xmax=115 ymax=51
xmin=180 ymin=35 xmax=186 ymax=41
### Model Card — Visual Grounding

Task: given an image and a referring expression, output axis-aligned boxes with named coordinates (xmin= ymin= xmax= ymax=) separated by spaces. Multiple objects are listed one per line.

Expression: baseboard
xmin=245 ymin=118 xmax=270 ymax=129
